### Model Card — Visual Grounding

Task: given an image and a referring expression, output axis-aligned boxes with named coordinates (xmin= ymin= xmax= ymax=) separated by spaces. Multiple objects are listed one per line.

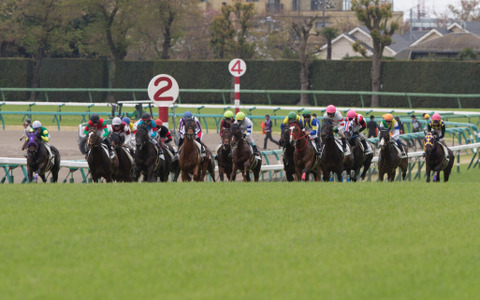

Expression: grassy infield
xmin=1 ymin=173 xmax=480 ymax=299
xmin=2 ymin=105 xmax=480 ymax=299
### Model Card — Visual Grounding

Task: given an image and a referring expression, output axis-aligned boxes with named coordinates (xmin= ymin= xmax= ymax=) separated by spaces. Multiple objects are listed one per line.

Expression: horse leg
xmin=425 ymin=164 xmax=431 ymax=183
xmin=27 ymin=166 xmax=34 ymax=183
xmin=218 ymin=167 xmax=225 ymax=181
xmin=378 ymin=170 xmax=384 ymax=182
xmin=40 ymin=174 xmax=47 ymax=183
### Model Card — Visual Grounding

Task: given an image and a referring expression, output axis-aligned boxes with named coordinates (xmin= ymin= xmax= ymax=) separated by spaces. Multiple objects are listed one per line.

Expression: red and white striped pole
xmin=229 ymin=59 xmax=246 ymax=115
xmin=234 ymin=76 xmax=240 ymax=114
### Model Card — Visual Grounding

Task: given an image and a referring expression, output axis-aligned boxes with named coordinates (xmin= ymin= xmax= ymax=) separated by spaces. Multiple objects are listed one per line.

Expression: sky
xmin=393 ymin=0 xmax=457 ymax=18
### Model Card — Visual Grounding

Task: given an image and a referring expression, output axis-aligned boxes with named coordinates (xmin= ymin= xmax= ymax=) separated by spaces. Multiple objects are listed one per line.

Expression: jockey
xmin=220 ymin=110 xmax=234 ymax=137
xmin=281 ymin=111 xmax=303 ymax=130
xmin=323 ymin=105 xmax=347 ymax=152
xmin=110 ymin=117 xmax=133 ymax=151
xmin=379 ymin=113 xmax=406 ymax=157
xmin=137 ymin=113 xmax=163 ymax=156
xmin=178 ymin=111 xmax=203 ymax=147
xmin=235 ymin=111 xmax=260 ymax=157
xmin=122 ymin=116 xmax=136 ymax=134
xmin=428 ymin=113 xmax=446 ymax=145
xmin=84 ymin=114 xmax=114 ymax=157
xmin=301 ymin=109 xmax=321 ymax=152
xmin=345 ymin=109 xmax=372 ymax=154
xmin=27 ymin=120 xmax=53 ymax=158
xmin=155 ymin=118 xmax=177 ymax=158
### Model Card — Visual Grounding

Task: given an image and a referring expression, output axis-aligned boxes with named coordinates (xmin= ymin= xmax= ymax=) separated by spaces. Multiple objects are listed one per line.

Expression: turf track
xmin=1 ymin=171 xmax=480 ymax=299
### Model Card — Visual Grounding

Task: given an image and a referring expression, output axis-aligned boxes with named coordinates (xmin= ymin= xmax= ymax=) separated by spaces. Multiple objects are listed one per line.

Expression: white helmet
xmin=112 ymin=117 xmax=122 ymax=126
xmin=32 ymin=121 xmax=42 ymax=129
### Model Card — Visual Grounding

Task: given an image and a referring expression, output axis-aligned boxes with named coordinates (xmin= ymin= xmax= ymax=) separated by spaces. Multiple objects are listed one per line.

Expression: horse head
xmin=221 ymin=128 xmax=232 ymax=150
xmin=26 ymin=131 xmax=40 ymax=157
xmin=378 ymin=128 xmax=391 ymax=149
xmin=320 ymin=122 xmax=334 ymax=143
xmin=424 ymin=132 xmax=436 ymax=155
xmin=110 ymin=132 xmax=124 ymax=148
xmin=184 ymin=119 xmax=197 ymax=139
xmin=86 ymin=129 xmax=102 ymax=151
xmin=288 ymin=123 xmax=305 ymax=147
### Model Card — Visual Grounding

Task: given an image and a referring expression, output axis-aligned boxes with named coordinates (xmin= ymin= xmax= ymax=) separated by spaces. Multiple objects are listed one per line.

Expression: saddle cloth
xmin=334 ymin=138 xmax=351 ymax=156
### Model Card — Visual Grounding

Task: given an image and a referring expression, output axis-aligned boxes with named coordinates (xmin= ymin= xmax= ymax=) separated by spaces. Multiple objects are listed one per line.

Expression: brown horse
xmin=230 ymin=123 xmax=262 ymax=182
xmin=289 ymin=123 xmax=322 ymax=181
xmin=178 ymin=119 xmax=216 ymax=182
xmin=134 ymin=124 xmax=164 ymax=182
xmin=344 ymin=123 xmax=373 ymax=182
xmin=279 ymin=125 xmax=296 ymax=182
xmin=85 ymin=129 xmax=119 ymax=182
xmin=424 ymin=132 xmax=454 ymax=182
xmin=377 ymin=128 xmax=408 ymax=181
xmin=25 ymin=131 xmax=61 ymax=183
xmin=216 ymin=128 xmax=234 ymax=181
xmin=109 ymin=132 xmax=133 ymax=182
xmin=320 ymin=122 xmax=353 ymax=182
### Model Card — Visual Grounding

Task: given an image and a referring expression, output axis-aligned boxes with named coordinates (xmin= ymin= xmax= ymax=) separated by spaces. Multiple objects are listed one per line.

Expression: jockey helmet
xmin=155 ymin=119 xmax=163 ymax=126
xmin=384 ymin=113 xmax=394 ymax=122
xmin=432 ymin=113 xmax=441 ymax=121
xmin=236 ymin=112 xmax=246 ymax=121
xmin=32 ymin=120 xmax=42 ymax=129
xmin=122 ymin=117 xmax=130 ymax=124
xmin=302 ymin=109 xmax=311 ymax=116
xmin=326 ymin=105 xmax=336 ymax=114
xmin=142 ymin=113 xmax=151 ymax=120
xmin=25 ymin=118 xmax=31 ymax=124
xmin=90 ymin=114 xmax=100 ymax=123
xmin=224 ymin=110 xmax=234 ymax=119
xmin=288 ymin=111 xmax=297 ymax=119
xmin=112 ymin=117 xmax=122 ymax=126
xmin=183 ymin=111 xmax=193 ymax=119
xmin=347 ymin=110 xmax=357 ymax=119
xmin=424 ymin=113 xmax=430 ymax=119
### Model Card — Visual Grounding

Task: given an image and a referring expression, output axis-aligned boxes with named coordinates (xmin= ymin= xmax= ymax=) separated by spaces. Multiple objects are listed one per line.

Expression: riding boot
xmin=252 ymin=145 xmax=260 ymax=157
xmin=361 ymin=139 xmax=369 ymax=154
xmin=178 ymin=138 xmax=184 ymax=148
xmin=342 ymin=137 xmax=347 ymax=153
xmin=104 ymin=138 xmax=114 ymax=158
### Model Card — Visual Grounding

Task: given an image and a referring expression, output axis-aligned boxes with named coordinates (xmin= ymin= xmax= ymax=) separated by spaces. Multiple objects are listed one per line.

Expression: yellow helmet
xmin=383 ymin=113 xmax=394 ymax=121
xmin=236 ymin=112 xmax=246 ymax=121
xmin=224 ymin=110 xmax=234 ymax=118
xmin=424 ymin=113 xmax=430 ymax=119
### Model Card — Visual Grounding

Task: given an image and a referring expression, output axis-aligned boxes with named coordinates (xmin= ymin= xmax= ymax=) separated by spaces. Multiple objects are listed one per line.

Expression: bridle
xmin=289 ymin=123 xmax=309 ymax=152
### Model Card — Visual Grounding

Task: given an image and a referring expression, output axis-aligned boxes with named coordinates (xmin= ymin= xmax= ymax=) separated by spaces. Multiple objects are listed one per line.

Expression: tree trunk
xmin=30 ymin=49 xmax=45 ymax=101
xmin=370 ymin=43 xmax=382 ymax=107
xmin=161 ymin=11 xmax=174 ymax=59
xmin=297 ymin=35 xmax=310 ymax=106
xmin=106 ymin=58 xmax=117 ymax=103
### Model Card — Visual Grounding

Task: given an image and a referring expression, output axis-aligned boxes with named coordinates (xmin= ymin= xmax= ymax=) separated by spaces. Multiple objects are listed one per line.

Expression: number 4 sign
xmin=229 ymin=59 xmax=246 ymax=77
xmin=148 ymin=74 xmax=179 ymax=107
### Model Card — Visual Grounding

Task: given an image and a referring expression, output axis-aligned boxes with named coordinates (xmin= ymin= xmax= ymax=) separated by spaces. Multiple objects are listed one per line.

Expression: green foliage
xmin=458 ymin=47 xmax=479 ymax=60
xmin=1 ymin=180 xmax=480 ymax=299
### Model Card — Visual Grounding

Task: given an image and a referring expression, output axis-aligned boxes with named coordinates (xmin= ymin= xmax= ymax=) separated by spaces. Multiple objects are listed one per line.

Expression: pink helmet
xmin=347 ymin=110 xmax=356 ymax=119
xmin=326 ymin=105 xmax=336 ymax=114
xmin=432 ymin=113 xmax=441 ymax=121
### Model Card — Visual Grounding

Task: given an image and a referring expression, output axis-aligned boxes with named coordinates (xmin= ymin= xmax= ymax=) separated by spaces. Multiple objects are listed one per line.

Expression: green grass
xmin=1 ymin=175 xmax=480 ymax=299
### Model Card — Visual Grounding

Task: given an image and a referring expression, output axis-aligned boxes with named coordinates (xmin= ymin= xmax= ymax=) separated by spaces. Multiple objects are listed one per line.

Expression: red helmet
xmin=432 ymin=113 xmax=441 ymax=121
xmin=155 ymin=119 xmax=163 ymax=126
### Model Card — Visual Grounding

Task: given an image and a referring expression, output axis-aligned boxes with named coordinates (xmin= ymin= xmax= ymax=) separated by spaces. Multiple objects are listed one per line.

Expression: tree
xmin=210 ymin=1 xmax=256 ymax=59
xmin=289 ymin=15 xmax=321 ymax=106
xmin=447 ymin=0 xmax=480 ymax=21
xmin=321 ymin=27 xmax=338 ymax=60
xmin=351 ymin=0 xmax=399 ymax=107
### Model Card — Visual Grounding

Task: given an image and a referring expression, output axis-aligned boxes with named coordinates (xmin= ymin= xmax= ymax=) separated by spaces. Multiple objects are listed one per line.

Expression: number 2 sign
xmin=229 ymin=59 xmax=246 ymax=77
xmin=147 ymin=74 xmax=179 ymax=107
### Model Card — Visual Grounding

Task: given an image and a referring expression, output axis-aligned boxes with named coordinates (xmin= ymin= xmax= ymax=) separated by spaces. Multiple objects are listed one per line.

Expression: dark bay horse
xmin=85 ymin=129 xmax=119 ymax=182
xmin=25 ymin=131 xmax=61 ymax=183
xmin=424 ymin=132 xmax=454 ymax=182
xmin=178 ymin=119 xmax=216 ymax=182
xmin=134 ymin=124 xmax=164 ymax=182
xmin=216 ymin=128 xmax=234 ymax=181
xmin=279 ymin=125 xmax=296 ymax=182
xmin=289 ymin=123 xmax=321 ymax=181
xmin=377 ymin=128 xmax=408 ymax=181
xmin=159 ymin=141 xmax=181 ymax=182
xmin=109 ymin=132 xmax=133 ymax=182
xmin=320 ymin=122 xmax=353 ymax=182
xmin=230 ymin=123 xmax=261 ymax=182
xmin=344 ymin=124 xmax=373 ymax=182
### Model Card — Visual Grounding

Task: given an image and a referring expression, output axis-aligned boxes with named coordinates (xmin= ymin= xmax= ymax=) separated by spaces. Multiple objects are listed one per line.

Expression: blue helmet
xmin=122 ymin=117 xmax=130 ymax=125
xmin=183 ymin=111 xmax=193 ymax=119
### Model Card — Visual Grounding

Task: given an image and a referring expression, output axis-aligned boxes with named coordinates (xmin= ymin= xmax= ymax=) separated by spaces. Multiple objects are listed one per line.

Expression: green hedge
xmin=1 ymin=58 xmax=480 ymax=108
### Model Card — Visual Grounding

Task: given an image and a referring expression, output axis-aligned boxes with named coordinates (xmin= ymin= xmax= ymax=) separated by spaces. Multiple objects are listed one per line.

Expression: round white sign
xmin=228 ymin=59 xmax=247 ymax=77
xmin=147 ymin=74 xmax=179 ymax=107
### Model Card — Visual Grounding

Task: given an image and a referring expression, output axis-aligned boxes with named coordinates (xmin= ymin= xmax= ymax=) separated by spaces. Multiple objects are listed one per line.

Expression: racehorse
xmin=377 ymin=128 xmax=408 ymax=181
xmin=320 ymin=122 xmax=353 ymax=181
xmin=109 ymin=132 xmax=133 ymax=182
xmin=134 ymin=124 xmax=164 ymax=182
xmin=178 ymin=119 xmax=216 ymax=182
xmin=216 ymin=128 xmax=234 ymax=181
xmin=85 ymin=128 xmax=119 ymax=182
xmin=25 ymin=131 xmax=61 ymax=183
xmin=289 ymin=123 xmax=322 ymax=181
xmin=279 ymin=125 xmax=296 ymax=181
xmin=230 ymin=123 xmax=262 ymax=182
xmin=159 ymin=139 xmax=181 ymax=182
xmin=423 ymin=132 xmax=454 ymax=182
xmin=344 ymin=124 xmax=373 ymax=182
